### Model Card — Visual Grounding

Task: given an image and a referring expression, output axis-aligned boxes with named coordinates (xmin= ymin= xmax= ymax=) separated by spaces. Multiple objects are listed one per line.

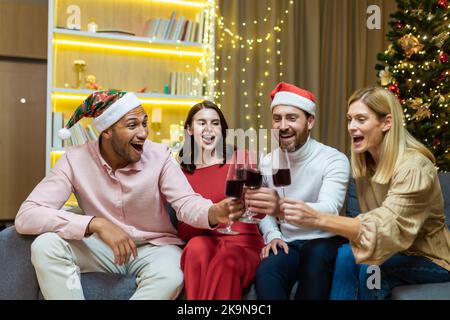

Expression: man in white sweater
xmin=245 ymin=82 xmax=350 ymax=300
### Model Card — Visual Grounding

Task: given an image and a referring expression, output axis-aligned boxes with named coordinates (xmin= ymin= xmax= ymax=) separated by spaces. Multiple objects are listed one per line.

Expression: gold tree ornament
xmin=409 ymin=98 xmax=431 ymax=120
xmin=399 ymin=34 xmax=425 ymax=58
xmin=411 ymin=9 xmax=424 ymax=16
xmin=413 ymin=104 xmax=431 ymax=120
xmin=387 ymin=44 xmax=395 ymax=55
xmin=379 ymin=67 xmax=394 ymax=86
xmin=432 ymin=32 xmax=450 ymax=48
xmin=410 ymin=97 xmax=424 ymax=108
xmin=73 ymin=60 xmax=87 ymax=89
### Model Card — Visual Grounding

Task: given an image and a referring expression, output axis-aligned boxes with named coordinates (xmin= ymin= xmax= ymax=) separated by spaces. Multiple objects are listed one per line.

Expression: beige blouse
xmin=350 ymin=149 xmax=450 ymax=271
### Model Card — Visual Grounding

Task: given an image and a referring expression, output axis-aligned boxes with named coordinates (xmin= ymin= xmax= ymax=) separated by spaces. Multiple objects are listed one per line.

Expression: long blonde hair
xmin=348 ymin=87 xmax=435 ymax=184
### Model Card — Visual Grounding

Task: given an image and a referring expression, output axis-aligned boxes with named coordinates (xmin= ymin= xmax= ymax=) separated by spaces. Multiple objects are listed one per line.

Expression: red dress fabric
xmin=179 ymin=163 xmax=264 ymax=300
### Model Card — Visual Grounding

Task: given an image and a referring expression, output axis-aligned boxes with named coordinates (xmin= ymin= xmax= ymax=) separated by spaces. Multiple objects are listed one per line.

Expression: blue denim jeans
xmin=255 ymin=236 xmax=347 ymax=300
xmin=330 ymin=244 xmax=450 ymax=300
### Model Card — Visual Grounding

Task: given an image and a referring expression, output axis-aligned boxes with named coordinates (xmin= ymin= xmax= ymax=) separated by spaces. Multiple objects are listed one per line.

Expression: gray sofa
xmin=1 ymin=173 xmax=449 ymax=300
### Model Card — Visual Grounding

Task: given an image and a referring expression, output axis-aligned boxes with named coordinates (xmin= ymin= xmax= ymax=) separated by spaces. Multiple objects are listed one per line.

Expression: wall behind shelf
xmin=0 ymin=0 xmax=48 ymax=60
xmin=55 ymin=0 xmax=201 ymax=36
xmin=0 ymin=0 xmax=47 ymax=220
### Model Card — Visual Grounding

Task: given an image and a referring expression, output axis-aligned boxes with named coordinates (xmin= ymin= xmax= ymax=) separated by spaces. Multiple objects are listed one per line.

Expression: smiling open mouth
xmin=131 ymin=143 xmax=144 ymax=153
xmin=202 ymin=135 xmax=216 ymax=144
xmin=353 ymin=136 xmax=364 ymax=143
xmin=280 ymin=133 xmax=295 ymax=141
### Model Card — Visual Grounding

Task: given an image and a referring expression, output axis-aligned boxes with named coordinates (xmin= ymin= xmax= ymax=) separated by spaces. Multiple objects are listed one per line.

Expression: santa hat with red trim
xmin=270 ymin=82 xmax=317 ymax=116
xmin=58 ymin=90 xmax=141 ymax=140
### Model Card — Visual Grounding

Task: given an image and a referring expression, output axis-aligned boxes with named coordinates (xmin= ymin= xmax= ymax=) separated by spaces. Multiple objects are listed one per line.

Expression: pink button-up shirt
xmin=15 ymin=140 xmax=213 ymax=245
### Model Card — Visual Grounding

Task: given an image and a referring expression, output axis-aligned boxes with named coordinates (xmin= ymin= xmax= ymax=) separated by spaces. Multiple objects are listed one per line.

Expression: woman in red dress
xmin=177 ymin=100 xmax=264 ymax=300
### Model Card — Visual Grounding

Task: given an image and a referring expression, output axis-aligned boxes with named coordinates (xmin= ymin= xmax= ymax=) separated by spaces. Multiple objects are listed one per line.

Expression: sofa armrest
xmin=0 ymin=226 xmax=39 ymax=299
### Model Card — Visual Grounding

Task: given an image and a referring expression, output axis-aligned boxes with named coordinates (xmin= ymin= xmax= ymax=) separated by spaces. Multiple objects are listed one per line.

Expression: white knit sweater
xmin=259 ymin=137 xmax=350 ymax=244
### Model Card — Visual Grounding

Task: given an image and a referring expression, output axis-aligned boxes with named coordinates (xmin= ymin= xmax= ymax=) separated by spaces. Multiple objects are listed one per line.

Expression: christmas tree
xmin=376 ymin=0 xmax=450 ymax=171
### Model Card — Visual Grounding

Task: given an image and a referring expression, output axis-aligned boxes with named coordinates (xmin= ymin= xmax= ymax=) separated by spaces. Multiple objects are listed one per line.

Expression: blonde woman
xmin=277 ymin=87 xmax=450 ymax=299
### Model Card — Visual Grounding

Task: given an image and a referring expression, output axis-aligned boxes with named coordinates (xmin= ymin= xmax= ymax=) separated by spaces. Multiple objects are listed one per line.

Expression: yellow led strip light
xmin=54 ymin=39 xmax=204 ymax=57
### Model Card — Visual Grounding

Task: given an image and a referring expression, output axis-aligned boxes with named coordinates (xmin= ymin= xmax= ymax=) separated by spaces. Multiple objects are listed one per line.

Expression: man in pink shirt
xmin=15 ymin=90 xmax=243 ymax=300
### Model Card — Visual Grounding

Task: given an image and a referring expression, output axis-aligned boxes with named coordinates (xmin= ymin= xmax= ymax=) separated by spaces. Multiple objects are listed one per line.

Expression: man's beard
xmin=111 ymin=138 xmax=137 ymax=164
xmin=279 ymin=133 xmax=308 ymax=153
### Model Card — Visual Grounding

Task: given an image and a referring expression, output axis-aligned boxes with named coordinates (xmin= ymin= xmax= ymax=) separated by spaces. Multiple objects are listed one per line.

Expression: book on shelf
xmin=54 ymin=121 xmax=100 ymax=149
xmin=189 ymin=22 xmax=198 ymax=43
xmin=196 ymin=11 xmax=205 ymax=43
xmin=86 ymin=124 xmax=99 ymax=141
xmin=169 ymin=72 xmax=176 ymax=95
xmin=144 ymin=11 xmax=205 ymax=43
xmin=169 ymin=72 xmax=204 ymax=96
xmin=52 ymin=112 xmax=64 ymax=149
xmin=144 ymin=18 xmax=161 ymax=38
xmin=181 ymin=20 xmax=193 ymax=42
xmin=155 ymin=19 xmax=169 ymax=39
xmin=165 ymin=11 xmax=177 ymax=40
xmin=171 ymin=16 xmax=185 ymax=41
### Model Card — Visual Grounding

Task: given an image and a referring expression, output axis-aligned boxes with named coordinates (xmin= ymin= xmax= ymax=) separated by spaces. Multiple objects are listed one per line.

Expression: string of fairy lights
xmin=211 ymin=0 xmax=295 ymax=129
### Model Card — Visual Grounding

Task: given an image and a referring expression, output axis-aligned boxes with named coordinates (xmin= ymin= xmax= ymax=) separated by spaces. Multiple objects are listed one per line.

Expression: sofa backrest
xmin=346 ymin=172 xmax=450 ymax=228
xmin=439 ymin=172 xmax=450 ymax=227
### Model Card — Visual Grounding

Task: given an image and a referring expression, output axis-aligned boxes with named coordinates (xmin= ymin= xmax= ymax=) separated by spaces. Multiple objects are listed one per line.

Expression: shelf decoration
xmin=66 ymin=5 xmax=81 ymax=30
xmin=87 ymin=17 xmax=98 ymax=33
xmin=73 ymin=59 xmax=86 ymax=89
xmin=85 ymin=74 xmax=101 ymax=90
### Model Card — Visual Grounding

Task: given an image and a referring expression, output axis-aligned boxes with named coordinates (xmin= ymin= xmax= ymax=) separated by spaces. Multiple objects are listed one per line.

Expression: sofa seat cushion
xmin=0 ymin=226 xmax=39 ymax=299
xmin=80 ymin=273 xmax=137 ymax=300
xmin=391 ymin=282 xmax=450 ymax=300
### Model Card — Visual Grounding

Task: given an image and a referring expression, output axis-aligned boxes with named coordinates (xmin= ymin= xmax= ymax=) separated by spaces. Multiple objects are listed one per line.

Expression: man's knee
xmin=138 ymin=246 xmax=184 ymax=298
xmin=31 ymin=232 xmax=69 ymax=267
xmin=255 ymin=254 xmax=282 ymax=281
xmin=138 ymin=264 xmax=184 ymax=299
xmin=161 ymin=265 xmax=184 ymax=288
xmin=300 ymin=238 xmax=341 ymax=267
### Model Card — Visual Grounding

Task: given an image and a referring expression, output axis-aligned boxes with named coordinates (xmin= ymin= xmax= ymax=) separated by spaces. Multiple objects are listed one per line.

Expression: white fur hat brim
xmin=271 ymin=91 xmax=316 ymax=116
xmin=93 ymin=92 xmax=142 ymax=133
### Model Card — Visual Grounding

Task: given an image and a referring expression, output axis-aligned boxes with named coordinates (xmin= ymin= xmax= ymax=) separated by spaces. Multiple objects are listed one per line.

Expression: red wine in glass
xmin=272 ymin=149 xmax=291 ymax=224
xmin=240 ymin=168 xmax=264 ymax=224
xmin=225 ymin=179 xmax=244 ymax=199
xmin=218 ymin=155 xmax=244 ymax=235
xmin=272 ymin=169 xmax=291 ymax=187
xmin=245 ymin=169 xmax=263 ymax=189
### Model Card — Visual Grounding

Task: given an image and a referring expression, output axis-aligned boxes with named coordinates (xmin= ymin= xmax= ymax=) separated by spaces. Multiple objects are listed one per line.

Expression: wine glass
xmin=272 ymin=148 xmax=291 ymax=224
xmin=217 ymin=152 xmax=245 ymax=235
xmin=240 ymin=151 xmax=264 ymax=224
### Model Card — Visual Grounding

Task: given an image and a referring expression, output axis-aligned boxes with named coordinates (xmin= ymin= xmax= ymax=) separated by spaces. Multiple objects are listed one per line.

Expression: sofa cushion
xmin=0 ymin=226 xmax=39 ymax=299
xmin=243 ymin=282 xmax=297 ymax=300
xmin=81 ymin=273 xmax=136 ymax=300
xmin=0 ymin=226 xmax=137 ymax=300
xmin=391 ymin=282 xmax=450 ymax=300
